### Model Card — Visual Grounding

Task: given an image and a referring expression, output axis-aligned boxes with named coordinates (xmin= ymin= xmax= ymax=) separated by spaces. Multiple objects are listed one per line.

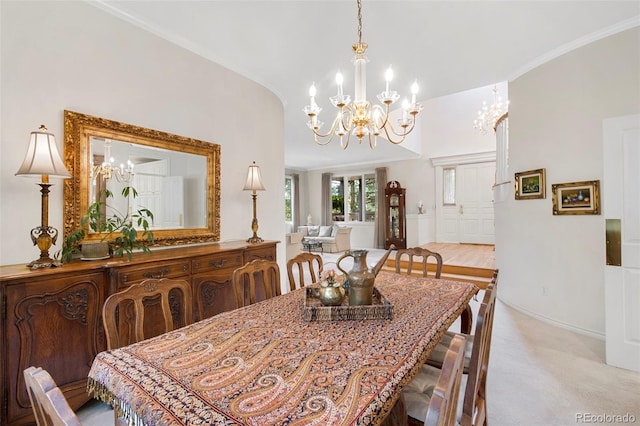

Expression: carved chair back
xmin=232 ymin=259 xmax=281 ymax=307
xmin=23 ymin=366 xmax=82 ymax=426
xmin=395 ymin=247 xmax=443 ymax=278
xmin=425 ymin=334 xmax=467 ymax=426
xmin=286 ymin=252 xmax=323 ymax=291
xmin=102 ymin=278 xmax=193 ymax=350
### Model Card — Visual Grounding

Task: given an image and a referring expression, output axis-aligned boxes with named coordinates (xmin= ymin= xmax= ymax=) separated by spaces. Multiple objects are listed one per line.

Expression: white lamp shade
xmin=243 ymin=161 xmax=265 ymax=191
xmin=15 ymin=126 xmax=71 ymax=178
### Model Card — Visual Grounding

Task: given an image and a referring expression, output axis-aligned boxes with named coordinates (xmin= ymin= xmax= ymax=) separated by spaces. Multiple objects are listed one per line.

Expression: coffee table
xmin=302 ymin=239 xmax=323 ymax=254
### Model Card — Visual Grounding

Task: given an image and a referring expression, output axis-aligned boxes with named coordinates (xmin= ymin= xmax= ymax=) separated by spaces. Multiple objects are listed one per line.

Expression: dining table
xmin=87 ymin=271 xmax=477 ymax=426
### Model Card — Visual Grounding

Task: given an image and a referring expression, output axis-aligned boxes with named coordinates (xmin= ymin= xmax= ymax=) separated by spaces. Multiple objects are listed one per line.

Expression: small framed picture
xmin=514 ymin=168 xmax=545 ymax=199
xmin=552 ymin=180 xmax=600 ymax=215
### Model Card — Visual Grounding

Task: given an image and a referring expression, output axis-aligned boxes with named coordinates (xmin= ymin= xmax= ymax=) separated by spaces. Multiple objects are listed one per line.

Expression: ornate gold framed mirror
xmin=63 ymin=110 xmax=220 ymax=246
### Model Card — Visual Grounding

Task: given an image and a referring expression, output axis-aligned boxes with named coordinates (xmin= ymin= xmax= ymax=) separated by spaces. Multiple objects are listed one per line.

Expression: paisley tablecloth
xmin=88 ymin=271 xmax=477 ymax=426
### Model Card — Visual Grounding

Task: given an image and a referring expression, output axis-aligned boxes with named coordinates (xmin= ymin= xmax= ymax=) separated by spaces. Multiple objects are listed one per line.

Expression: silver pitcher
xmin=337 ymin=245 xmax=394 ymax=306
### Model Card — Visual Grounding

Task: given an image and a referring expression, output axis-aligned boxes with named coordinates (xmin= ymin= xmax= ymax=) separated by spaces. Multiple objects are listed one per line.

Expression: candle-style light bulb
xmin=336 ymin=72 xmax=344 ymax=96
xmin=411 ymin=80 xmax=419 ymax=105
xmin=309 ymin=83 xmax=317 ymax=107
xmin=385 ymin=66 xmax=393 ymax=93
xmin=402 ymin=98 xmax=410 ymax=124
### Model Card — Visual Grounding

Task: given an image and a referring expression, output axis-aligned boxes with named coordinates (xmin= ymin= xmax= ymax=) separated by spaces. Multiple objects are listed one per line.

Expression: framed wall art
xmin=514 ymin=168 xmax=546 ymax=199
xmin=552 ymin=180 xmax=600 ymax=215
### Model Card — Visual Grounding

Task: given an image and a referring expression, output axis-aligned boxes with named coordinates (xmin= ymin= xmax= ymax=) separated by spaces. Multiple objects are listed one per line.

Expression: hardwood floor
xmin=420 ymin=242 xmax=495 ymax=270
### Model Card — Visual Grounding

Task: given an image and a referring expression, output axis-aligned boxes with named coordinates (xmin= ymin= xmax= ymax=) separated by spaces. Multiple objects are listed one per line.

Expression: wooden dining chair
xmin=286 ymin=252 xmax=323 ymax=291
xmin=425 ymin=334 xmax=467 ymax=426
xmin=425 ymin=269 xmax=499 ymax=372
xmin=102 ymin=278 xmax=193 ymax=350
xmin=460 ymin=272 xmax=498 ymax=426
xmin=232 ymin=259 xmax=281 ymax=308
xmin=395 ymin=247 xmax=443 ymax=278
xmin=401 ymin=334 xmax=467 ymax=426
xmin=23 ymin=366 xmax=82 ymax=426
xmin=403 ymin=270 xmax=499 ymax=425
xmin=396 ymin=247 xmax=473 ymax=332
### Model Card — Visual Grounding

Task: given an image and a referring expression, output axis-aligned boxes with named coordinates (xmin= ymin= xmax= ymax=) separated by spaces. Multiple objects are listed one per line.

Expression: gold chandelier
xmin=304 ymin=0 xmax=422 ymax=149
xmin=473 ymin=85 xmax=509 ymax=134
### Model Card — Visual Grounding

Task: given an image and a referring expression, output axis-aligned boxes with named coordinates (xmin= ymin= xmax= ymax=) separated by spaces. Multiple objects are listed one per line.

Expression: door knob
xmin=459 ymin=205 xmax=464 ymax=214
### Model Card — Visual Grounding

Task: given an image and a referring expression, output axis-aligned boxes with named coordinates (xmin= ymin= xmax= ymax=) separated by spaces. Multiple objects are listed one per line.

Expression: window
xmin=443 ymin=168 xmax=456 ymax=205
xmin=332 ymin=173 xmax=376 ymax=222
xmin=347 ymin=176 xmax=362 ymax=221
xmin=285 ymin=176 xmax=293 ymax=222
xmin=331 ymin=178 xmax=344 ymax=221
xmin=364 ymin=174 xmax=376 ymax=221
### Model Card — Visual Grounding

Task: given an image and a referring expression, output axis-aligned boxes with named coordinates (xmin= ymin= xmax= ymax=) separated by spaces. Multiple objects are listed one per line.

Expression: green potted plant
xmin=57 ymin=186 xmax=154 ymax=263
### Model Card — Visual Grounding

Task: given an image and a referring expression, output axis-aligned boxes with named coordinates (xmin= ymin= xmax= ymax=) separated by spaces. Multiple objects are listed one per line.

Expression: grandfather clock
xmin=384 ymin=181 xmax=406 ymax=249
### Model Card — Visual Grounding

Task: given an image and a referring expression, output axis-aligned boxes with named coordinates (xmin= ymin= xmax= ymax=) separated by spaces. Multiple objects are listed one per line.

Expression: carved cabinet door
xmin=3 ymin=271 xmax=105 ymax=425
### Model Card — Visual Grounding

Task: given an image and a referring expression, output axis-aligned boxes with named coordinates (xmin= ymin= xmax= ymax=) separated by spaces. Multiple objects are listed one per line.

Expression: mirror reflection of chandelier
xmin=303 ymin=0 xmax=423 ymax=150
xmin=473 ymin=85 xmax=509 ymax=134
xmin=90 ymin=139 xmax=135 ymax=183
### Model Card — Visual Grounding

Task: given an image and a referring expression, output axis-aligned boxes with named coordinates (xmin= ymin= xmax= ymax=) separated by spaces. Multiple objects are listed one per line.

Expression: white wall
xmin=421 ymin=83 xmax=505 ymax=161
xmin=496 ymin=27 xmax=640 ymax=336
xmin=0 ymin=1 xmax=286 ymax=266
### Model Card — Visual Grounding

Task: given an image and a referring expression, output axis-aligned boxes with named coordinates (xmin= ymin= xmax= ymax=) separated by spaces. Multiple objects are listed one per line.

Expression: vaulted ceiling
xmin=95 ymin=1 xmax=639 ymax=170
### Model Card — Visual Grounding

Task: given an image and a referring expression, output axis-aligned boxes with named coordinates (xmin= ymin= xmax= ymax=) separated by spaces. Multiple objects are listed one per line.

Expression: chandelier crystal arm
xmin=308 ymin=106 xmax=358 ymax=149
xmin=377 ymin=101 xmax=419 ymax=143
xmin=380 ymin=118 xmax=417 ymax=144
xmin=308 ymin=108 xmax=344 ymax=143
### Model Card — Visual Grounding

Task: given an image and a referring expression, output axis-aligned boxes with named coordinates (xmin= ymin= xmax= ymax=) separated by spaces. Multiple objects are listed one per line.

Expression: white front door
xmin=433 ymin=153 xmax=496 ymax=244
xmin=604 ymin=114 xmax=640 ymax=372
xmin=458 ymin=162 xmax=495 ymax=244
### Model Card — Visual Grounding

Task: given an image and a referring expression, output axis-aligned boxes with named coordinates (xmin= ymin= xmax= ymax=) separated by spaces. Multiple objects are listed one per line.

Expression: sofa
xmin=297 ymin=225 xmax=352 ymax=253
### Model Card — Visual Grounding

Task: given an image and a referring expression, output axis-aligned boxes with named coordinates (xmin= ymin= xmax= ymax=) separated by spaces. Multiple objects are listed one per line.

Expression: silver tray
xmin=303 ymin=286 xmax=393 ymax=321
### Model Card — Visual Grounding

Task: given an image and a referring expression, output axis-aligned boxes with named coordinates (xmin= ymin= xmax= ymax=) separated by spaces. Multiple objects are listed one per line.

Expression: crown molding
xmin=431 ymin=151 xmax=496 ymax=167
xmin=509 ymin=16 xmax=640 ymax=81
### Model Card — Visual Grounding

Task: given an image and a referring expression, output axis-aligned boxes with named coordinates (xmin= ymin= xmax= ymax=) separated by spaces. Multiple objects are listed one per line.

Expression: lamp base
xmin=27 ymin=256 xmax=62 ymax=270
xmin=28 ymin=224 xmax=61 ymax=270
xmin=247 ymin=236 xmax=264 ymax=244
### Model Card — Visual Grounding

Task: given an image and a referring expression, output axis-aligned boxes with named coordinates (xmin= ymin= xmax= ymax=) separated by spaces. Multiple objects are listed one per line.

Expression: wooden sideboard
xmin=0 ymin=240 xmax=277 ymax=426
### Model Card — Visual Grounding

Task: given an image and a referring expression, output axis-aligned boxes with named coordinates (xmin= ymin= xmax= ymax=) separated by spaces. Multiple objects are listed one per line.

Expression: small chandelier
xmin=90 ymin=139 xmax=135 ymax=183
xmin=473 ymin=85 xmax=509 ymax=134
xmin=303 ymin=0 xmax=422 ymax=149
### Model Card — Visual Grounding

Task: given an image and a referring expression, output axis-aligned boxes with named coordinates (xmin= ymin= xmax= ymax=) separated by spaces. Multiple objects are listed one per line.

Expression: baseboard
xmin=498 ymin=297 xmax=605 ymax=341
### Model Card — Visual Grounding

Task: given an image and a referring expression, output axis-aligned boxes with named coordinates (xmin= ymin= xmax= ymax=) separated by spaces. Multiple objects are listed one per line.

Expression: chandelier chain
xmin=357 ymin=0 xmax=363 ymax=44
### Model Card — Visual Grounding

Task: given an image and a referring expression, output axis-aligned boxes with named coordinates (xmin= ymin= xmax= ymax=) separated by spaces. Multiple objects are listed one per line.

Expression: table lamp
xmin=15 ymin=125 xmax=71 ymax=269
xmin=243 ymin=161 xmax=265 ymax=243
